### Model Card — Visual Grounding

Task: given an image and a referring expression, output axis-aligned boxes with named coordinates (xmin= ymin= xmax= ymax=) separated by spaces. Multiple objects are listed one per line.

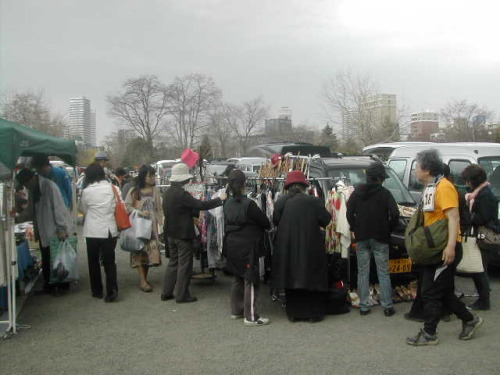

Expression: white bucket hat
xmin=170 ymin=163 xmax=193 ymax=182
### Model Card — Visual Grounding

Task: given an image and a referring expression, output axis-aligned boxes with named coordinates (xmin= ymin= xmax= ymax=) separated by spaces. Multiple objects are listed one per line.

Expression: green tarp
xmin=0 ymin=118 xmax=77 ymax=170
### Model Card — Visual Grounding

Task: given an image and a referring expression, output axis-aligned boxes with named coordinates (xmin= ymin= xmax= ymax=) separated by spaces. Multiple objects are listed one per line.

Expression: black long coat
xmin=224 ymin=197 xmax=271 ymax=283
xmin=272 ymin=192 xmax=332 ymax=291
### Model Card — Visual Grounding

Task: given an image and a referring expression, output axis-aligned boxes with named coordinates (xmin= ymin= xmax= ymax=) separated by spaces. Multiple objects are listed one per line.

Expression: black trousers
xmin=421 ymin=242 xmax=473 ymax=335
xmin=471 ymin=249 xmax=490 ymax=304
xmin=86 ymin=236 xmax=118 ymax=296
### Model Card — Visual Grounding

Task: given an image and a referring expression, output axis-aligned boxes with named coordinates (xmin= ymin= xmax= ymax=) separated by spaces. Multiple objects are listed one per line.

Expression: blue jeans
xmin=356 ymin=239 xmax=393 ymax=310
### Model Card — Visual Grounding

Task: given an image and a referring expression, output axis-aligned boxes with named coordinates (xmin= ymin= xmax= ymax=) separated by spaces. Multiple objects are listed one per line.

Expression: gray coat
xmin=35 ymin=175 xmax=74 ymax=247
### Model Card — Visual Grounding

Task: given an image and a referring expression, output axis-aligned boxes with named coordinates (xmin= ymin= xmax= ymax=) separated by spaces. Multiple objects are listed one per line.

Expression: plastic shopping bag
xmin=119 ymin=225 xmax=145 ymax=252
xmin=50 ymin=237 xmax=79 ymax=283
xmin=130 ymin=210 xmax=152 ymax=241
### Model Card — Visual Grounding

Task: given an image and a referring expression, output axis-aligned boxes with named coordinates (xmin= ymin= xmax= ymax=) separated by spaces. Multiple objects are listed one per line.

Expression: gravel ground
xmin=1 ymin=236 xmax=499 ymax=375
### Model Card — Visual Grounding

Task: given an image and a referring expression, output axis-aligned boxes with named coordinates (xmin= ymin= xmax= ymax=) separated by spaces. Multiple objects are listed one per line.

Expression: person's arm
xmin=124 ymin=187 xmax=135 ymax=213
xmin=346 ymin=194 xmax=356 ymax=228
xmin=50 ymin=184 xmax=71 ymax=239
xmin=247 ymin=200 xmax=271 ymax=230
xmin=315 ymin=197 xmax=332 ymax=228
xmin=181 ymin=191 xmax=223 ymax=211
xmin=442 ymin=207 xmax=459 ymax=265
xmin=387 ymin=192 xmax=400 ymax=230
xmin=273 ymin=197 xmax=285 ymax=226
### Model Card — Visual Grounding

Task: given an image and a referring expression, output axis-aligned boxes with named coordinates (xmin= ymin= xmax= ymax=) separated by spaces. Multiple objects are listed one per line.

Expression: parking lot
xmin=1 ymin=238 xmax=499 ymax=375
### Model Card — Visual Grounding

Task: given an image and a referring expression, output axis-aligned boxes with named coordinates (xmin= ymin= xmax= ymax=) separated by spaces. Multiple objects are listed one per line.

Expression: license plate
xmin=389 ymin=258 xmax=412 ymax=273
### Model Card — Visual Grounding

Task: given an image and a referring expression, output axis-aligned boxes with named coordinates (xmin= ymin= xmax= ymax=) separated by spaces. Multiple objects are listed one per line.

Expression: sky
xmin=2 ymin=0 xmax=500 ymax=145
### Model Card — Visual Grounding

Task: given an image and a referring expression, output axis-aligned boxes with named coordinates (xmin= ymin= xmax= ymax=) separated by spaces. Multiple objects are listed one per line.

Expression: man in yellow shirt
xmin=406 ymin=149 xmax=483 ymax=346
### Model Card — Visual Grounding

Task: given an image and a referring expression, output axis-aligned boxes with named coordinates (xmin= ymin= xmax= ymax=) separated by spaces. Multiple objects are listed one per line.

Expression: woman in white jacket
xmin=80 ymin=163 xmax=119 ymax=302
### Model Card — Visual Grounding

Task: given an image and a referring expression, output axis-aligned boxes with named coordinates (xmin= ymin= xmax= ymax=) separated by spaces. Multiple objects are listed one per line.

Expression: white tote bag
xmin=456 ymin=237 xmax=484 ymax=273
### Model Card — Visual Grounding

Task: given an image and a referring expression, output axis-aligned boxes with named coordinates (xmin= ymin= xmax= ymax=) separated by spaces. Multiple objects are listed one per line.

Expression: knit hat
xmin=170 ymin=163 xmax=193 ymax=182
xmin=284 ymin=171 xmax=309 ymax=189
xmin=366 ymin=162 xmax=388 ymax=179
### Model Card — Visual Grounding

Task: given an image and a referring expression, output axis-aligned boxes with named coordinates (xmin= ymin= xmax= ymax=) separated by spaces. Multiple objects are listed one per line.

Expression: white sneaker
xmin=244 ymin=317 xmax=270 ymax=326
xmin=231 ymin=314 xmax=244 ymax=320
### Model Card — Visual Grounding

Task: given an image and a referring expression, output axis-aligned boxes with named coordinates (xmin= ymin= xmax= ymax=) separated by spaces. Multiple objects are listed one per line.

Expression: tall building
xmin=265 ymin=107 xmax=292 ymax=135
xmin=341 ymin=94 xmax=397 ymax=140
xmin=410 ymin=111 xmax=439 ymax=141
xmin=69 ymin=97 xmax=97 ymax=147
xmin=366 ymin=94 xmax=397 ymax=126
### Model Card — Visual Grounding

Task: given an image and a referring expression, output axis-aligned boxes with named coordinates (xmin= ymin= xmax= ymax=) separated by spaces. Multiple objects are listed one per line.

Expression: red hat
xmin=284 ymin=171 xmax=309 ymax=189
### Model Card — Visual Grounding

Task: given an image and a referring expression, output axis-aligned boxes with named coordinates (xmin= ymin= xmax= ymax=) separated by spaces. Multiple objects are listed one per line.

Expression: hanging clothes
xmin=324 ymin=181 xmax=354 ymax=258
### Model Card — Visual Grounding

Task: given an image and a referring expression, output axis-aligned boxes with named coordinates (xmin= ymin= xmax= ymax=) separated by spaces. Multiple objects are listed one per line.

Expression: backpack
xmin=405 ymin=206 xmax=449 ymax=266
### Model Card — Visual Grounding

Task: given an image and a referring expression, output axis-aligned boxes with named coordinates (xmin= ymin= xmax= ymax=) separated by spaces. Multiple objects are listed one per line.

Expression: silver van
xmin=387 ymin=142 xmax=500 ymax=201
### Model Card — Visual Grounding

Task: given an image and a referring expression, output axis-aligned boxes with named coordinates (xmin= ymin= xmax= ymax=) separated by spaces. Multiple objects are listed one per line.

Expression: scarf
xmin=465 ymin=181 xmax=490 ymax=211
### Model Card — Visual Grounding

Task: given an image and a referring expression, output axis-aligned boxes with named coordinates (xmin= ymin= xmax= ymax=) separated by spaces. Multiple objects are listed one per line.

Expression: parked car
xmin=247 ymin=142 xmax=332 ymax=158
xmin=226 ymin=157 xmax=268 ymax=177
xmin=362 ymin=141 xmax=435 ymax=161
xmin=387 ymin=142 xmax=500 ymax=201
xmin=307 ymin=155 xmax=417 ymax=279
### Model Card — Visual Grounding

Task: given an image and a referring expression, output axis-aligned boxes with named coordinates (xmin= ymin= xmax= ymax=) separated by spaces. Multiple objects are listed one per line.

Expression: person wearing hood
xmin=346 ymin=161 xmax=399 ymax=317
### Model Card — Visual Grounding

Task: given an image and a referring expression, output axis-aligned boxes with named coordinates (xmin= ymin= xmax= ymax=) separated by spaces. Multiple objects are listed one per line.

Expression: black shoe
xmin=404 ymin=312 xmax=424 ymax=322
xmin=384 ymin=307 xmax=396 ymax=317
xmin=309 ymin=316 xmax=324 ymax=323
xmin=104 ymin=291 xmax=118 ymax=302
xmin=467 ymin=300 xmax=490 ymax=311
xmin=176 ymin=297 xmax=198 ymax=303
xmin=360 ymin=309 xmax=371 ymax=316
xmin=161 ymin=294 xmax=174 ymax=301
xmin=92 ymin=292 xmax=103 ymax=299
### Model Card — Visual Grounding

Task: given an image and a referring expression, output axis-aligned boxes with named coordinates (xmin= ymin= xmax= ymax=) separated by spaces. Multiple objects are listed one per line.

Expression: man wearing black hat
xmin=346 ymin=162 xmax=399 ymax=317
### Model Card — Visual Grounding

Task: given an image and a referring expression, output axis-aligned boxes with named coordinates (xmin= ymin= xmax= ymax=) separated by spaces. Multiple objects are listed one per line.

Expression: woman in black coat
xmin=273 ymin=171 xmax=332 ymax=322
xmin=462 ymin=164 xmax=500 ymax=310
xmin=224 ymin=170 xmax=271 ymax=326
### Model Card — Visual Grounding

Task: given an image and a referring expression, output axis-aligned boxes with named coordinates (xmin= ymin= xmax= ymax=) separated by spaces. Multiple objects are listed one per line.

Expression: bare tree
xmin=322 ymin=70 xmax=381 ymax=146
xmin=166 ymin=74 xmax=222 ymax=149
xmin=230 ymin=96 xmax=268 ymax=155
xmin=441 ymin=99 xmax=493 ymax=142
xmin=107 ymin=75 xmax=169 ymax=149
xmin=206 ymin=103 xmax=236 ymax=158
xmin=1 ymin=90 xmax=66 ymax=136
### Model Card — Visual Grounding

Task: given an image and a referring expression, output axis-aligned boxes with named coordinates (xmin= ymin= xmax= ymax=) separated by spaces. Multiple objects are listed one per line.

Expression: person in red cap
xmin=273 ymin=170 xmax=332 ymax=322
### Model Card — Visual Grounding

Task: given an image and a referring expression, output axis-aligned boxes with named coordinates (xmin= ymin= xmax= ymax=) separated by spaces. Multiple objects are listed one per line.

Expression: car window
xmin=479 ymin=157 xmax=500 ymax=199
xmin=325 ymin=168 xmax=366 ymax=187
xmin=409 ymin=160 xmax=424 ymax=192
xmin=448 ymin=159 xmax=471 ymax=194
xmin=387 ymin=159 xmax=406 ymax=181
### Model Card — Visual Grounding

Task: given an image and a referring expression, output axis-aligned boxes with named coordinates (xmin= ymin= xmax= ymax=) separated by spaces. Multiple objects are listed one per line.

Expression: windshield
xmin=479 ymin=157 xmax=500 ymax=199
xmin=325 ymin=166 xmax=415 ymax=206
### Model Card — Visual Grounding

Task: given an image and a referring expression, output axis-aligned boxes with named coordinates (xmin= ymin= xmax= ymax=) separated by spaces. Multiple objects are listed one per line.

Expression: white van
xmin=363 ymin=142 xmax=435 ymax=161
xmin=226 ymin=157 xmax=267 ymax=177
xmin=387 ymin=143 xmax=500 ymax=201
